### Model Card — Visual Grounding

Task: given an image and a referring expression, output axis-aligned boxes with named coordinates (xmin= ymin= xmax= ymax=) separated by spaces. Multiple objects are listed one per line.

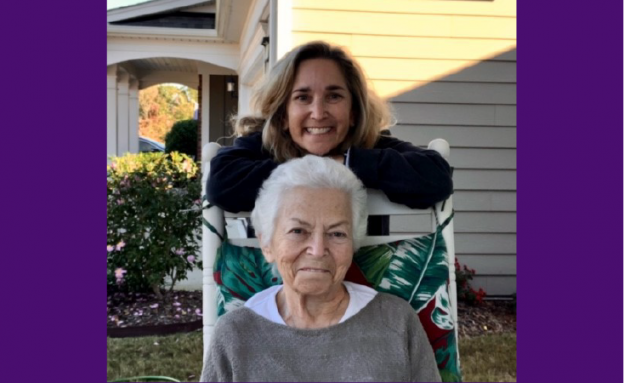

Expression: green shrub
xmin=165 ymin=119 xmax=198 ymax=159
xmin=455 ymin=258 xmax=486 ymax=305
xmin=107 ymin=152 xmax=202 ymax=298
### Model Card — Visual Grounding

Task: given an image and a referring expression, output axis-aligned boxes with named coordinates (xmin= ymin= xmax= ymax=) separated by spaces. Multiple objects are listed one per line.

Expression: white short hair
xmin=251 ymin=155 xmax=368 ymax=250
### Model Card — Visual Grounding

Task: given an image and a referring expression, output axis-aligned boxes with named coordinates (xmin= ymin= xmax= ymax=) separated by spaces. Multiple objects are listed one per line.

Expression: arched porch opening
xmin=107 ymin=56 xmax=239 ymax=162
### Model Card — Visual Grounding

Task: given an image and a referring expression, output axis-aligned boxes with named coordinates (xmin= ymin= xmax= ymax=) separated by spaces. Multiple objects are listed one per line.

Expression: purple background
xmin=0 ymin=1 xmax=104 ymax=382
xmin=517 ymin=1 xmax=623 ymax=382
xmin=0 ymin=0 xmax=621 ymax=382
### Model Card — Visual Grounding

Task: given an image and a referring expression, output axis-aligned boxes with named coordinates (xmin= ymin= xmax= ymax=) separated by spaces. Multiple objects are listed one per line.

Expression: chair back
xmin=200 ymin=139 xmax=457 ymax=358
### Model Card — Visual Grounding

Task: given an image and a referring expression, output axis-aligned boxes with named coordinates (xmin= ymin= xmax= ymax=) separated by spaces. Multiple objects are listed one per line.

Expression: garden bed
xmin=107 ymin=290 xmax=515 ymax=338
xmin=107 ymin=291 xmax=203 ymax=337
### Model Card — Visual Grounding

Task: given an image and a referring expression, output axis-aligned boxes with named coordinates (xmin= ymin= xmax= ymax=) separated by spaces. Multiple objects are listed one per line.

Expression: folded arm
xmin=206 ymin=133 xmax=278 ymax=213
xmin=348 ymin=135 xmax=453 ymax=209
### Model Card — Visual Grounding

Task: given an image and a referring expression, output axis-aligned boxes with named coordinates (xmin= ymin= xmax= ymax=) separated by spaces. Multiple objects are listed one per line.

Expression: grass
xmin=107 ymin=332 xmax=203 ymax=382
xmin=459 ymin=333 xmax=517 ymax=382
xmin=107 ymin=331 xmax=516 ymax=382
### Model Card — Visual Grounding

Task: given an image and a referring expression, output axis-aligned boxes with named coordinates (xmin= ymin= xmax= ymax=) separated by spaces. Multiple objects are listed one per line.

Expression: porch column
xmin=128 ymin=79 xmax=139 ymax=153
xmin=238 ymin=84 xmax=252 ymax=116
xmin=199 ymin=73 xmax=210 ymax=150
xmin=273 ymin=0 xmax=292 ymax=63
xmin=107 ymin=65 xmax=117 ymax=160
xmin=116 ymin=71 xmax=130 ymax=155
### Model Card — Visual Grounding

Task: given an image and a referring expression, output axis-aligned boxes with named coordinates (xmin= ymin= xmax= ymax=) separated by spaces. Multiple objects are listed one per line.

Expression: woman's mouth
xmin=299 ymin=268 xmax=329 ymax=273
xmin=305 ymin=127 xmax=332 ymax=135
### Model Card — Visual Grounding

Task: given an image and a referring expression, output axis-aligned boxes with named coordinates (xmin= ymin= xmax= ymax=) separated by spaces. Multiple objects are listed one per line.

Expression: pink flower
xmin=115 ymin=241 xmax=126 ymax=251
xmin=149 ymin=303 xmax=158 ymax=309
xmin=176 ymin=307 xmax=181 ymax=312
xmin=114 ymin=268 xmax=127 ymax=285
xmin=195 ymin=308 xmax=202 ymax=316
xmin=174 ymin=315 xmax=180 ymax=319
xmin=187 ymin=255 xmax=195 ymax=263
xmin=175 ymin=248 xmax=185 ymax=256
xmin=114 ymin=268 xmax=127 ymax=279
xmin=173 ymin=302 xmax=181 ymax=307
xmin=107 ymin=245 xmax=114 ymax=252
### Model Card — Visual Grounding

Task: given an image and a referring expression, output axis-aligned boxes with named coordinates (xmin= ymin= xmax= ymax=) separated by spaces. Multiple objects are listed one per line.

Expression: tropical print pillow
xmin=210 ymin=213 xmax=460 ymax=382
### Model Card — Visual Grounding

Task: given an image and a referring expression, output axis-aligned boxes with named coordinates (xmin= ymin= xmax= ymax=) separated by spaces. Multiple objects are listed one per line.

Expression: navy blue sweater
xmin=206 ymin=131 xmax=453 ymax=233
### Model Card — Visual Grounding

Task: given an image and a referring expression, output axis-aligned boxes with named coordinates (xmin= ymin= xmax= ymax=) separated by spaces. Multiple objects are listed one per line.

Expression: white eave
xmin=107 ymin=0 xmax=246 ymax=43
xmin=107 ymin=24 xmax=220 ymax=42
xmin=107 ymin=0 xmax=214 ymax=23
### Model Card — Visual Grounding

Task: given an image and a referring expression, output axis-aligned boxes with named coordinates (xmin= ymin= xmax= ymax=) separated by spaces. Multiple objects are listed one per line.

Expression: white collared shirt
xmin=244 ymin=281 xmax=378 ymax=325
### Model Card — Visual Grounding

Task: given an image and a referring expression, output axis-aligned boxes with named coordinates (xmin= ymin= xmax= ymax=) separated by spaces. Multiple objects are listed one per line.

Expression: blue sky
xmin=107 ymin=0 xmax=151 ymax=10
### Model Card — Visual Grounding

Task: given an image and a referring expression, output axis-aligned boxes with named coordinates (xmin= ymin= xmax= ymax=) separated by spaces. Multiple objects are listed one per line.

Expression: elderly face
xmin=286 ymin=59 xmax=354 ymax=156
xmin=261 ymin=187 xmax=353 ymax=297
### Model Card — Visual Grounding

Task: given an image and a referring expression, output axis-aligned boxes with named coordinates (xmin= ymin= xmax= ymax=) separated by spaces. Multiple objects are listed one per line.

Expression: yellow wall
xmin=288 ymin=0 xmax=518 ymax=295
xmin=291 ymin=0 xmax=516 ymax=98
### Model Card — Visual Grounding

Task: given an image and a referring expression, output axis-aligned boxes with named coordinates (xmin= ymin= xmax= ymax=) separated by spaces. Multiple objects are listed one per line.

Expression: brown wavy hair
xmin=233 ymin=41 xmax=393 ymax=162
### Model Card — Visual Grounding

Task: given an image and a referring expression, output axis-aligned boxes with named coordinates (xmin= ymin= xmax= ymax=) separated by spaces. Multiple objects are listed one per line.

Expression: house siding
xmin=288 ymin=0 xmax=517 ymax=296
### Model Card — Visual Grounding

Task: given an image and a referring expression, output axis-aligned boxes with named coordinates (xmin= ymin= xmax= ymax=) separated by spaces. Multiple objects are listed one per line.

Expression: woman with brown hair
xmin=206 ymin=41 xmax=452 ymax=234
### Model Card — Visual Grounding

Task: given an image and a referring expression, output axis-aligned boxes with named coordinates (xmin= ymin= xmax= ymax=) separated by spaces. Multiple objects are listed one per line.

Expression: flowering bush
xmin=455 ymin=258 xmax=486 ymax=305
xmin=107 ymin=151 xmax=202 ymax=298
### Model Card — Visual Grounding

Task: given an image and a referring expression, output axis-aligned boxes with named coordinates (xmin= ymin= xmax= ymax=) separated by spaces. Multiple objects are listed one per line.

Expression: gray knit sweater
xmin=200 ymin=293 xmax=441 ymax=382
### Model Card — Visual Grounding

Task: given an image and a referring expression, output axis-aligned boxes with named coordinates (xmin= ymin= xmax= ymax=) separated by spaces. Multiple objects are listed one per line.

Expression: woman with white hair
xmin=201 ymin=155 xmax=441 ymax=382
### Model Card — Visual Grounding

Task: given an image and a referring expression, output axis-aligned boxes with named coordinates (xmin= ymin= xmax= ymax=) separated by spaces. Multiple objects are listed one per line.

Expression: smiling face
xmin=286 ymin=59 xmax=354 ymax=156
xmin=261 ymin=187 xmax=354 ymax=298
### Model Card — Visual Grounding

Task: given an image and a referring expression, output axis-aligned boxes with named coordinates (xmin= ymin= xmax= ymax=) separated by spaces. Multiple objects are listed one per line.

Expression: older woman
xmin=206 ymin=41 xmax=452 ymax=234
xmin=200 ymin=156 xmax=441 ymax=382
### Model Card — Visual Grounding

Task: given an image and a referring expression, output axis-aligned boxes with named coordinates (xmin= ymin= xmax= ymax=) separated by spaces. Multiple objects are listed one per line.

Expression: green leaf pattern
xmin=431 ymin=284 xmax=454 ymax=331
xmin=354 ymin=228 xmax=453 ymax=328
xmin=214 ymin=239 xmax=282 ymax=316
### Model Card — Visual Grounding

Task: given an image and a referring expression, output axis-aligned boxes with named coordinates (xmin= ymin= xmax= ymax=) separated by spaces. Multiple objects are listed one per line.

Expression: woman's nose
xmin=306 ymin=232 xmax=327 ymax=257
xmin=310 ymin=99 xmax=326 ymax=120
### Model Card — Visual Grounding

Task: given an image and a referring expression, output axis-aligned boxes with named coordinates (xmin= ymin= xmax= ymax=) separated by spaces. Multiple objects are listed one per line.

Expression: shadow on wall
xmin=386 ymin=48 xmax=517 ymax=296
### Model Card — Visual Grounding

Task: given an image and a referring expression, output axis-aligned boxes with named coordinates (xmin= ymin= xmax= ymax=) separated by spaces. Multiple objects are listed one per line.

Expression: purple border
xmin=3 ymin=1 xmax=104 ymax=381
xmin=9 ymin=0 xmax=623 ymax=381
xmin=518 ymin=1 xmax=623 ymax=382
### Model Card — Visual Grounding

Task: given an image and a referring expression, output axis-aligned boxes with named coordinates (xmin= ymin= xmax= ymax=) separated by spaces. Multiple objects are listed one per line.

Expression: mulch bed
xmin=107 ymin=291 xmax=203 ymax=328
xmin=107 ymin=290 xmax=516 ymax=338
xmin=457 ymin=300 xmax=516 ymax=338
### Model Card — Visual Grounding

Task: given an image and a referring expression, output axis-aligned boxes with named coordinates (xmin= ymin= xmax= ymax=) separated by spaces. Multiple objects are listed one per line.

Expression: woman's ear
xmin=258 ymin=234 xmax=275 ymax=263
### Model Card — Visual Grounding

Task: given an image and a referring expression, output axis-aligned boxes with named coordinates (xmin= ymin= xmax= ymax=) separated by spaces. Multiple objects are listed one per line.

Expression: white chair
xmin=200 ymin=139 xmax=457 ymax=358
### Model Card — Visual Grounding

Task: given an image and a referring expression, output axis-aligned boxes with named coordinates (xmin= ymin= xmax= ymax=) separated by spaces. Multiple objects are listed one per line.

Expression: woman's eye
xmin=328 ymin=93 xmax=343 ymax=101
xmin=294 ymin=95 xmax=309 ymax=102
xmin=329 ymin=232 xmax=347 ymax=238
xmin=289 ymin=228 xmax=305 ymax=235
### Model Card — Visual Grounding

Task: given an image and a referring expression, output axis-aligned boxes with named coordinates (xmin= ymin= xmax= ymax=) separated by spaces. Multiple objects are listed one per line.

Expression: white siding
xmin=290 ymin=0 xmax=517 ymax=295
xmin=237 ymin=0 xmax=270 ymax=114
